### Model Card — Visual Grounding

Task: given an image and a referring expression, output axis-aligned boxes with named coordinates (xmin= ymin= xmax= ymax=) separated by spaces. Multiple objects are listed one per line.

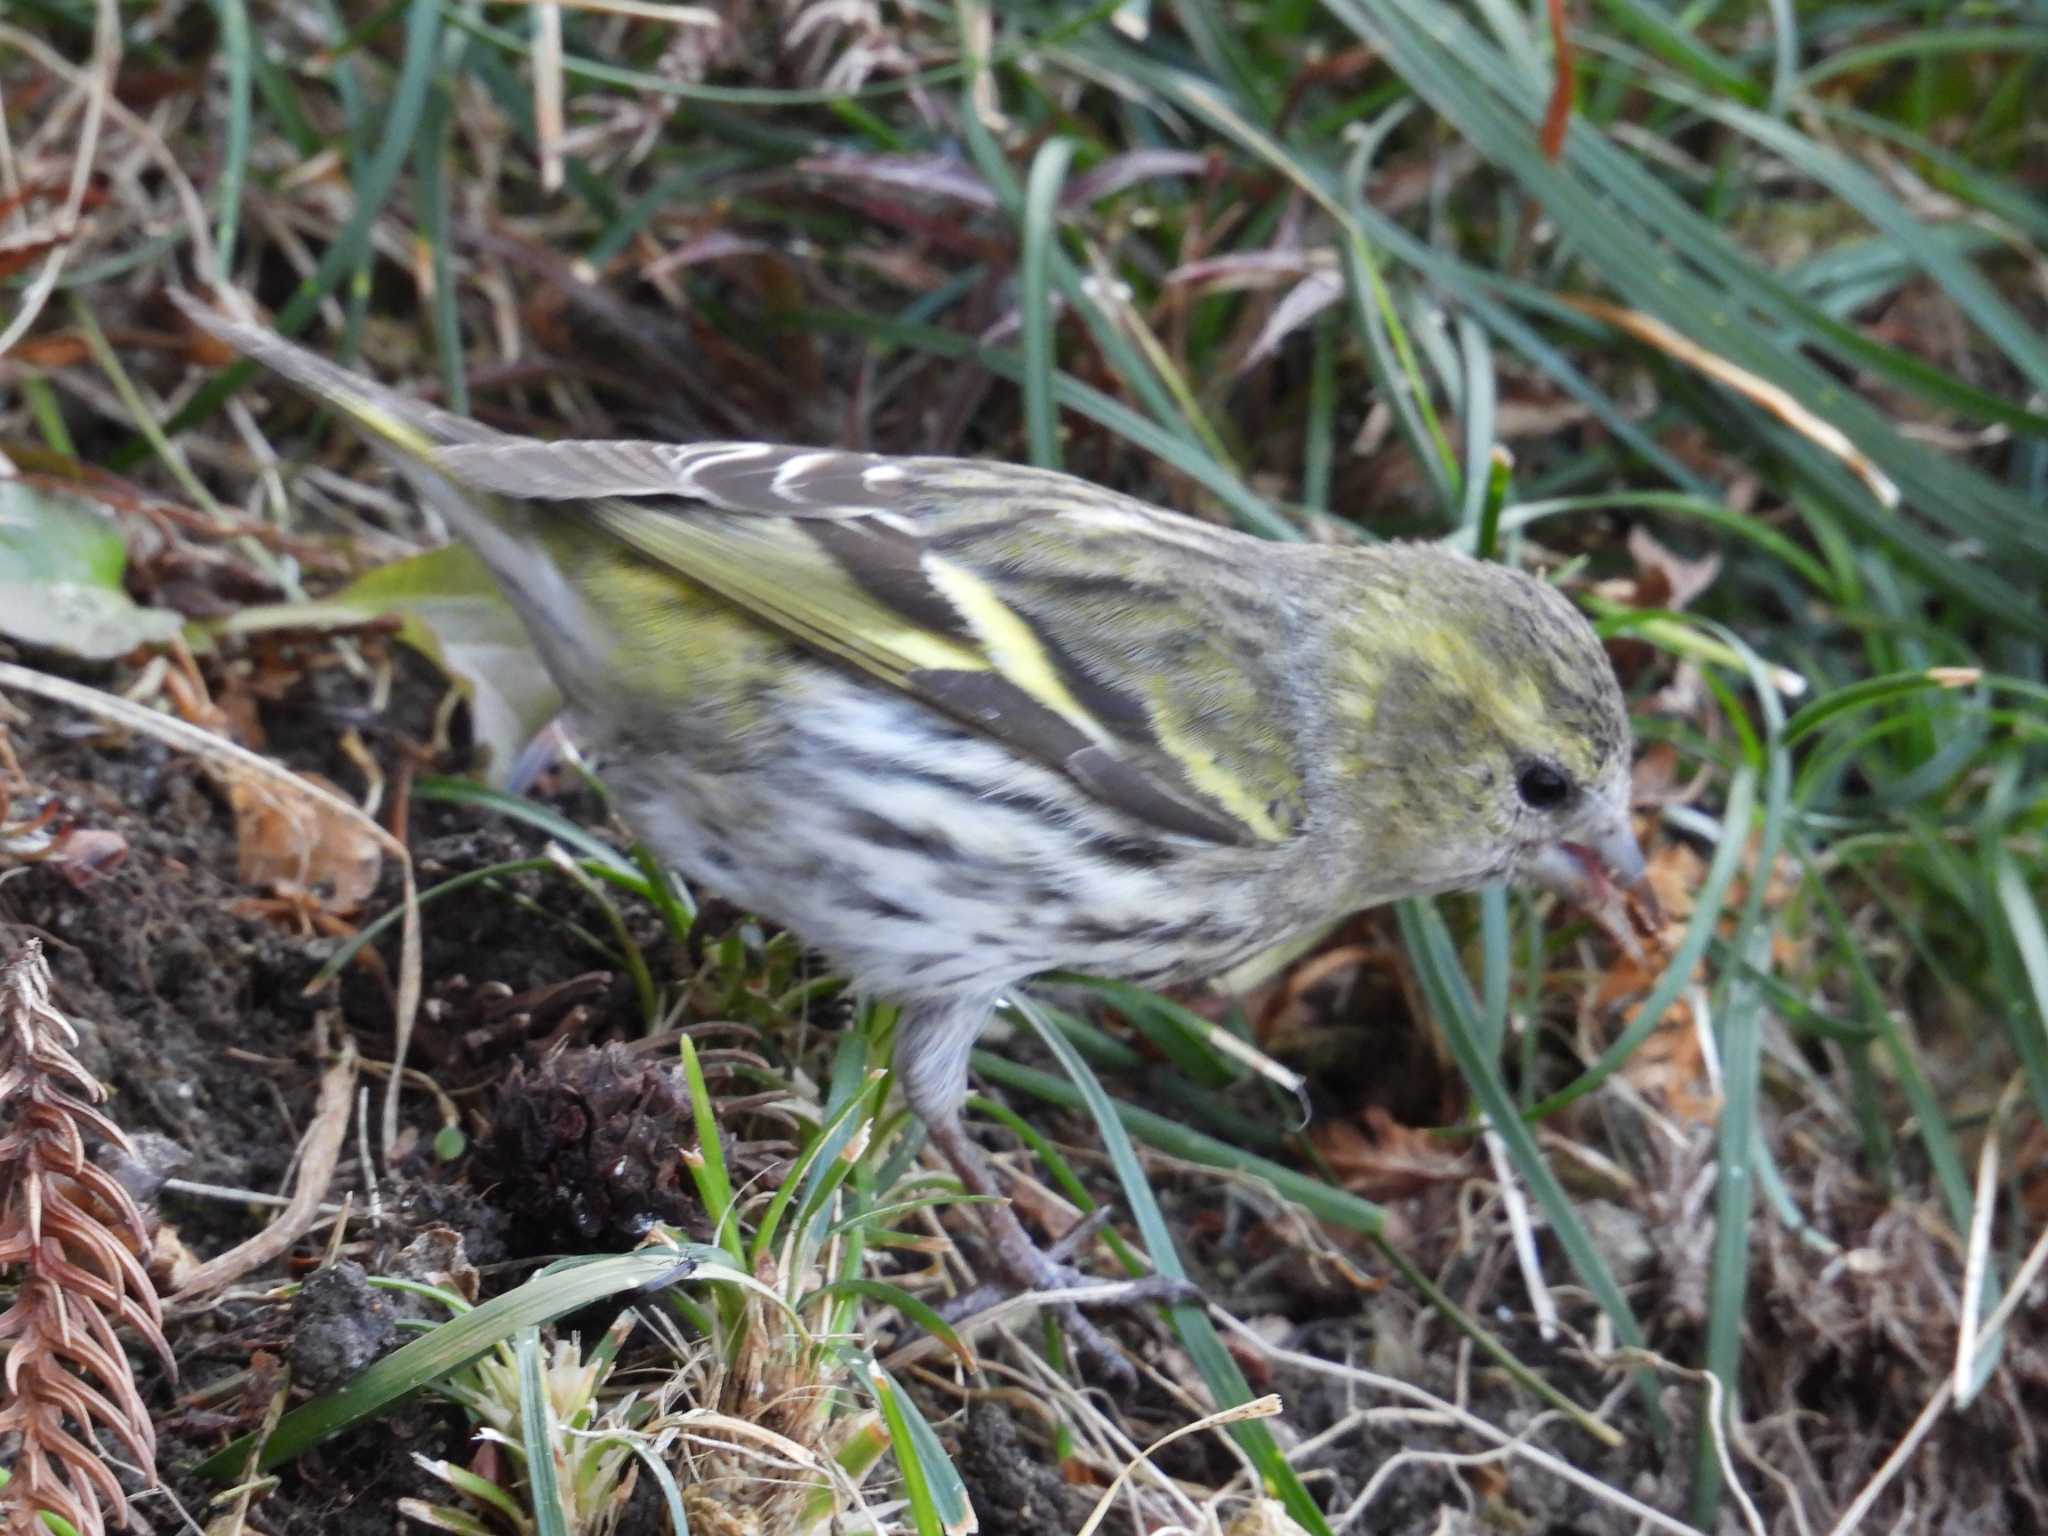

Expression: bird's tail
xmin=173 ymin=290 xmax=619 ymax=715
xmin=169 ymin=289 xmax=505 ymax=466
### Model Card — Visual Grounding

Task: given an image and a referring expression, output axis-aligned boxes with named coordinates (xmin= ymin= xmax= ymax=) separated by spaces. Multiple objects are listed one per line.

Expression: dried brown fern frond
xmin=0 ymin=939 xmax=171 ymax=1536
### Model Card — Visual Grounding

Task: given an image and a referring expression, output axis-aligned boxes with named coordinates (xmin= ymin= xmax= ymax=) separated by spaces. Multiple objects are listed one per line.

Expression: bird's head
xmin=1321 ymin=546 xmax=1659 ymax=949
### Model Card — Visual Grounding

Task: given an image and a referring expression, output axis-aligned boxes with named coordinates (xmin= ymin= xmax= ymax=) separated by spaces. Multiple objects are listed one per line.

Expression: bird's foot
xmin=939 ymin=1204 xmax=1200 ymax=1386
xmin=918 ymin=1107 xmax=1198 ymax=1383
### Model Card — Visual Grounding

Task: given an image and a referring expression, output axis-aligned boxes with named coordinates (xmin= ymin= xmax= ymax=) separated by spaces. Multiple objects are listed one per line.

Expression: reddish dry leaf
xmin=0 ymin=180 xmax=102 ymax=222
xmin=1062 ymin=148 xmax=1210 ymax=206
xmin=2 ymin=333 xmax=89 ymax=367
xmin=44 ymin=827 xmax=128 ymax=887
xmin=1541 ymin=0 xmax=1576 ymax=160
xmin=795 ymin=151 xmax=1000 ymax=209
xmin=0 ymin=237 xmax=71 ymax=282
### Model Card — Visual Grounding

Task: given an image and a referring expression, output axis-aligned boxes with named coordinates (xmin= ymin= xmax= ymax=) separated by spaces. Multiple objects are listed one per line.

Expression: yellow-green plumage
xmin=176 ymin=291 xmax=1649 ymax=1343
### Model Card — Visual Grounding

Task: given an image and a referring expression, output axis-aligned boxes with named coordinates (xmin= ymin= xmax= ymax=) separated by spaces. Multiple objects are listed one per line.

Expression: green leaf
xmin=1020 ymin=136 xmax=1078 ymax=470
xmin=0 ymin=482 xmax=183 ymax=659
xmin=866 ymin=1359 xmax=963 ymax=1536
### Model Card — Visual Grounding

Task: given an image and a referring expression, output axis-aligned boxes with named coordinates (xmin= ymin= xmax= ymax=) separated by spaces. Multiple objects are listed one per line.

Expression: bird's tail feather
xmin=169 ymin=289 xmax=504 ymax=463
xmin=174 ymin=289 xmax=620 ymax=706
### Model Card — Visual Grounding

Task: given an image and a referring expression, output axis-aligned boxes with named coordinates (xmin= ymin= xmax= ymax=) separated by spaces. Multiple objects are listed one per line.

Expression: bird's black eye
xmin=1516 ymin=761 xmax=1572 ymax=810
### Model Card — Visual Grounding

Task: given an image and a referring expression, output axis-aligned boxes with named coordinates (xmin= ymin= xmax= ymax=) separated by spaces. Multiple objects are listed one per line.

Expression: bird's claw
xmin=936 ymin=1204 xmax=1201 ymax=1386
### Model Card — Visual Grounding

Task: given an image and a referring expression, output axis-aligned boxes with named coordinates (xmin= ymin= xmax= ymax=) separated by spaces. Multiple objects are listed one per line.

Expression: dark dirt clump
xmin=286 ymin=1260 xmax=401 ymax=1392
xmin=956 ymin=1399 xmax=1094 ymax=1535
xmin=0 ymin=647 xmax=689 ymax=1529
xmin=6 ymin=712 xmax=335 ymax=1197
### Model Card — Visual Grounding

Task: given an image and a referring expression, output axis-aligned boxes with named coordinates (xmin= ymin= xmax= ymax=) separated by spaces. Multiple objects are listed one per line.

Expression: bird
xmin=172 ymin=289 xmax=1656 ymax=1368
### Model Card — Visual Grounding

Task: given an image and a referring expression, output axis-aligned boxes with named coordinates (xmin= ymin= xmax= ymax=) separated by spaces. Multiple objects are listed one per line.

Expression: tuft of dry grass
xmin=0 ymin=939 xmax=171 ymax=1536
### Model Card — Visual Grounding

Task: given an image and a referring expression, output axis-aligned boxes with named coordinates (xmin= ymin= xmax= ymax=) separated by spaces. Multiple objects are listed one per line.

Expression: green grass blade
xmin=207 ymin=0 xmax=254 ymax=276
xmin=413 ymin=777 xmax=637 ymax=876
xmin=1020 ymin=137 xmax=1077 ymax=470
xmin=515 ymin=1330 xmax=571 ymax=1536
xmin=134 ymin=0 xmax=446 ymax=460
xmin=865 ymin=1359 xmax=954 ymax=1536
xmin=193 ymin=1244 xmax=739 ymax=1478
xmin=679 ymin=1035 xmax=744 ymax=1262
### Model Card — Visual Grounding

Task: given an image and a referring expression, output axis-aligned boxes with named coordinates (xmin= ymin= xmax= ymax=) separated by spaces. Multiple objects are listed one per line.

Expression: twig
xmin=0 ymin=0 xmax=117 ymax=354
xmin=1829 ymin=1212 xmax=2048 ymax=1534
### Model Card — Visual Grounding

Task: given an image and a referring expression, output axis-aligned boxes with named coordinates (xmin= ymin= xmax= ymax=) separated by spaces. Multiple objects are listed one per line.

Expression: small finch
xmin=176 ymin=292 xmax=1654 ymax=1360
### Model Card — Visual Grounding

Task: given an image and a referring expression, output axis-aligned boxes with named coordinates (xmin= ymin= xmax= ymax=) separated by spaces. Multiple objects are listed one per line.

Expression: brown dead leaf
xmin=1625 ymin=525 xmax=1722 ymax=612
xmin=1644 ymin=836 xmax=1703 ymax=933
xmin=1623 ymin=1005 xmax=1718 ymax=1124
xmin=1467 ymin=1458 xmax=1511 ymax=1502
xmin=175 ymin=312 xmax=242 ymax=369
xmin=1 ymin=332 xmax=89 ymax=367
xmin=1586 ymin=838 xmax=1720 ymax=1122
xmin=1060 ymin=1453 xmax=1111 ymax=1488
xmin=1224 ymin=1498 xmax=1319 ymax=1536
xmin=144 ymin=1220 xmax=202 ymax=1294
xmin=1002 ymin=1174 xmax=1084 ymax=1250
xmin=1631 ymin=739 xmax=1718 ymax=811
xmin=2015 ymin=1122 xmax=2048 ymax=1225
xmin=227 ymin=769 xmax=382 ymax=914
xmin=1599 ymin=527 xmax=1725 ymax=691
xmin=1557 ymin=295 xmax=1900 ymax=506
xmin=1311 ymin=1107 xmax=1472 ymax=1201
xmin=113 ymin=67 xmax=202 ymax=110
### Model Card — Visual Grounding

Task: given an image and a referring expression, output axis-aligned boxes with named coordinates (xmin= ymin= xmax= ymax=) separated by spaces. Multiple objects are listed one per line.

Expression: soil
xmin=4 ymin=640 xmax=2041 ymax=1535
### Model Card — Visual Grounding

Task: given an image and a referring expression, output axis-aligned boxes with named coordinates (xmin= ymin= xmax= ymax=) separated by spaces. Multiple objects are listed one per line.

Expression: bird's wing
xmin=438 ymin=439 xmax=1308 ymax=847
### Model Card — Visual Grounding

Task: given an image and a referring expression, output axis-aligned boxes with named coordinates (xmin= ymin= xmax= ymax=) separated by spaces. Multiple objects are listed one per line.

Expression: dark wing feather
xmin=396 ymin=423 xmax=1309 ymax=846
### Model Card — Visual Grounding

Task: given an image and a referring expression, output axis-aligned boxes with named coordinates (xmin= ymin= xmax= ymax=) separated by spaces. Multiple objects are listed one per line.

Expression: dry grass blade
xmin=169 ymin=1030 xmax=358 ymax=1302
xmin=1075 ymin=1394 xmax=1284 ymax=1536
xmin=0 ymin=939 xmax=171 ymax=1536
xmin=0 ymin=0 xmax=118 ymax=355
xmin=1558 ymin=295 xmax=1903 ymax=508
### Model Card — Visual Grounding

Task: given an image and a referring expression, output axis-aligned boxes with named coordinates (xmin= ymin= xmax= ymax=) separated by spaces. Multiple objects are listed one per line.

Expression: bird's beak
xmin=1525 ymin=812 xmax=1663 ymax=957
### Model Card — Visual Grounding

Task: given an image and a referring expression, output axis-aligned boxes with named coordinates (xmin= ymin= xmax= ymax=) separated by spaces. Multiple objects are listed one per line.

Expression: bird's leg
xmin=923 ymin=1108 xmax=1097 ymax=1293
xmin=896 ymin=997 xmax=1196 ymax=1380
